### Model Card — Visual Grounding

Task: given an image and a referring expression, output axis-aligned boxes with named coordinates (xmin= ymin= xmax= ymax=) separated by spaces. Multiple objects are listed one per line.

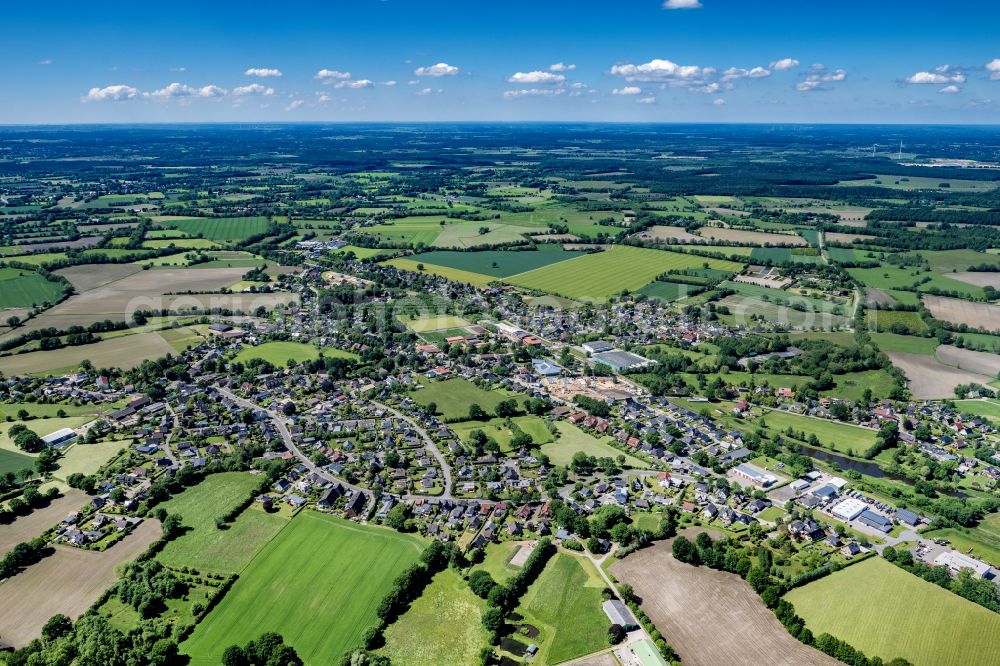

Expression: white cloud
xmin=549 ymin=62 xmax=576 ymax=72
xmin=415 ymin=87 xmax=439 ymax=96
xmin=383 ymin=80 xmax=398 ymax=87
xmin=507 ymin=71 xmax=565 ymax=84
xmin=503 ymin=88 xmax=566 ymax=99
xmin=334 ymin=79 xmax=374 ymax=89
xmin=149 ymin=82 xmax=227 ymax=98
xmin=37 ymin=59 xmax=52 ymax=65
xmin=232 ymin=83 xmax=274 ymax=96
xmin=663 ymin=0 xmax=702 ymax=8
xmin=904 ymin=65 xmax=965 ymax=84
xmin=611 ymin=58 xmax=713 ymax=84
xmin=770 ymin=58 xmax=799 ymax=71
xmin=939 ymin=85 xmax=961 ymax=94
xmin=81 ymin=84 xmax=139 ymax=102
xmin=694 ymin=82 xmax=721 ymax=94
xmin=315 ymin=69 xmax=352 ymax=81
xmin=988 ymin=59 xmax=1000 ymax=80
xmin=721 ymin=66 xmax=771 ymax=82
xmin=316 ymin=92 xmax=332 ymax=102
xmin=414 ymin=62 xmax=459 ymax=77
xmin=613 ymin=86 xmax=643 ymax=95
xmin=713 ymin=97 xmax=726 ymax=105
xmin=797 ymin=67 xmax=847 ymax=92
xmin=286 ymin=100 xmax=304 ymax=111
xmin=637 ymin=96 xmax=656 ymax=104
xmin=245 ymin=68 xmax=282 ymax=77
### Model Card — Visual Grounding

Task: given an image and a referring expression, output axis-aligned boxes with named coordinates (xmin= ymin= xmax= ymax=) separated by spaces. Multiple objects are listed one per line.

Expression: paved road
xmin=371 ymin=400 xmax=456 ymax=501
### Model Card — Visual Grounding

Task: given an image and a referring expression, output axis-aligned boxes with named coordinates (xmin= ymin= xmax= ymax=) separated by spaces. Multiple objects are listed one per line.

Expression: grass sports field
xmin=156 ymin=472 xmax=288 ymax=573
xmin=233 ymin=341 xmax=321 ymax=366
xmin=506 ymin=246 xmax=742 ymax=301
xmin=0 ymin=267 xmax=66 ymax=308
xmin=405 ymin=248 xmax=582 ymax=278
xmin=514 ymin=551 xmax=611 ymax=664
xmin=182 ymin=511 xmax=425 ymax=665
xmin=157 ymin=216 xmax=271 ymax=242
xmin=380 ymin=568 xmax=488 ymax=666
xmin=411 ymin=378 xmax=523 ymax=421
xmin=786 ymin=557 xmax=1000 ymax=666
xmin=541 ymin=422 xmax=648 ymax=468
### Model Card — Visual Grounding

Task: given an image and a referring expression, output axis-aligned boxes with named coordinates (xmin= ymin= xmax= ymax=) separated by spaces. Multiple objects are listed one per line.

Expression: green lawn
xmin=53 ymin=440 xmax=128 ymax=480
xmin=400 ymin=313 xmax=470 ymax=333
xmin=954 ymin=399 xmax=1000 ymax=422
xmin=870 ymin=332 xmax=939 ymax=355
xmin=450 ymin=416 xmax=554 ymax=452
xmin=541 ymin=422 xmax=648 ymax=468
xmin=233 ymin=341 xmax=321 ymax=366
xmin=514 ymin=551 xmax=612 ymax=665
xmin=156 ymin=472 xmax=287 ymax=573
xmin=380 ymin=567 xmax=488 ymax=666
xmin=0 ymin=448 xmax=35 ymax=476
xmin=0 ymin=402 xmax=98 ymax=419
xmin=411 ymin=378 xmax=522 ymax=421
xmin=182 ymin=511 xmax=425 ymax=665
xmin=786 ymin=557 xmax=1000 ymax=666
xmin=473 ymin=541 xmax=522 ymax=584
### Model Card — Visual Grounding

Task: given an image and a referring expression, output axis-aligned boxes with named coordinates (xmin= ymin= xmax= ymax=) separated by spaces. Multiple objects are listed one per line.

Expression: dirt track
xmin=609 ymin=536 xmax=842 ymax=666
xmin=0 ymin=518 xmax=160 ymax=649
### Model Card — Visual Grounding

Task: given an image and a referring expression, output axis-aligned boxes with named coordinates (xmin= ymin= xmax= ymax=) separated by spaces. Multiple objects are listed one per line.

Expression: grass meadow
xmin=0 ymin=268 xmax=66 ymax=308
xmin=411 ymin=378 xmax=523 ymax=421
xmin=786 ymin=557 xmax=1000 ymax=666
xmin=233 ymin=341 xmax=321 ymax=366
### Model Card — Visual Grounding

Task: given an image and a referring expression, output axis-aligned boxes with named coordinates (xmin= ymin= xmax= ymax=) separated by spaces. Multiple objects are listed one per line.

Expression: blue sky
xmin=3 ymin=0 xmax=1000 ymax=124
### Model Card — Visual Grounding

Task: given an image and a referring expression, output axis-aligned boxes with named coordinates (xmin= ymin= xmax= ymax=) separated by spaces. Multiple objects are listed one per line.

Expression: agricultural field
xmin=380 ymin=568 xmax=488 ymax=666
xmin=717 ymin=295 xmax=850 ymax=330
xmin=923 ymin=295 xmax=1000 ymax=332
xmin=0 ymin=489 xmax=88 ymax=554
xmin=513 ymin=551 xmax=611 ymax=665
xmin=611 ymin=535 xmax=840 ymax=666
xmin=506 ymin=246 xmax=742 ymax=302
xmin=867 ymin=309 xmax=928 ymax=334
xmin=400 ymin=313 xmax=471 ymax=333
xmin=0 ymin=519 xmax=160 ymax=649
xmin=721 ymin=281 xmax=847 ymax=314
xmin=786 ymin=557 xmax=1000 ymax=666
xmin=541 ymin=422 xmax=648 ymax=468
xmin=52 ymin=440 xmax=127 ymax=480
xmin=411 ymin=378 xmax=522 ymax=421
xmin=954 ymin=399 xmax=1000 ymax=422
xmin=157 ymin=473 xmax=289 ymax=573
xmin=756 ymin=408 xmax=877 ymax=455
xmin=0 ymin=332 xmax=176 ymax=375
xmin=0 ymin=448 xmax=35 ymax=476
xmin=887 ymin=352 xmax=994 ymax=399
xmin=383 ymin=257 xmax=495 ymax=287
xmin=182 ymin=511 xmax=425 ymax=665
xmin=0 ymin=267 xmax=66 ymax=308
xmin=155 ymin=216 xmax=271 ymax=242
xmin=233 ymin=341 xmax=321 ymax=366
xmin=696 ymin=228 xmax=807 ymax=246
xmin=936 ymin=345 xmax=1000 ymax=377
xmin=837 ymin=174 xmax=999 ymax=192
xmin=638 ymin=280 xmax=704 ymax=302
xmin=404 ymin=248 xmax=582 ymax=278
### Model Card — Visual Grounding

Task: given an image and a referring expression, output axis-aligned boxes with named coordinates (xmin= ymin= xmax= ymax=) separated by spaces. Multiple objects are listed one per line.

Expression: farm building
xmin=592 ymin=350 xmax=655 ymax=371
xmin=857 ymin=509 xmax=892 ymax=532
xmin=602 ymin=599 xmax=639 ymax=631
xmin=831 ymin=498 xmax=867 ymax=521
xmin=731 ymin=463 xmax=778 ymax=487
xmin=41 ymin=427 xmax=77 ymax=448
xmin=934 ymin=551 xmax=992 ymax=578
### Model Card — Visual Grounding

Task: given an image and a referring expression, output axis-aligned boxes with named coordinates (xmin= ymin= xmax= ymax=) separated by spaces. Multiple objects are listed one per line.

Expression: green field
xmin=506 ymin=246 xmax=742 ymax=302
xmin=157 ymin=472 xmax=288 ymax=573
xmin=868 ymin=309 xmax=928 ymax=334
xmin=756 ymin=409 xmax=877 ymax=454
xmin=383 ymin=257 xmax=495 ymax=287
xmin=919 ymin=249 xmax=1000 ymax=273
xmin=954 ymin=399 xmax=1000 ymax=422
xmin=0 ymin=448 xmax=35 ymax=476
xmin=870 ymin=332 xmax=939 ymax=355
xmin=721 ymin=281 xmax=847 ymax=314
xmin=473 ymin=541 xmax=521 ymax=583
xmin=182 ymin=511 xmax=425 ymax=665
xmin=786 ymin=557 xmax=1000 ymax=666
xmin=157 ymin=216 xmax=271 ymax=242
xmin=0 ymin=416 xmax=91 ymax=452
xmin=923 ymin=511 xmax=1000 ymax=568
xmin=514 ymin=552 xmax=612 ymax=665
xmin=233 ymin=341 xmax=321 ymax=366
xmin=451 ymin=416 xmax=554 ymax=452
xmin=406 ymin=249 xmax=582 ymax=278
xmin=541 ymin=422 xmax=648 ymax=468
xmin=400 ymin=314 xmax=470 ymax=333
xmin=638 ymin=280 xmax=704 ymax=302
xmin=0 ymin=267 xmax=66 ymax=308
xmin=411 ymin=378 xmax=521 ymax=421
xmin=53 ymin=440 xmax=127 ymax=480
xmin=333 ymin=245 xmax=395 ymax=260
xmin=717 ymin=295 xmax=850 ymax=330
xmin=380 ymin=567 xmax=488 ymax=666
xmin=0 ymin=402 xmax=98 ymax=419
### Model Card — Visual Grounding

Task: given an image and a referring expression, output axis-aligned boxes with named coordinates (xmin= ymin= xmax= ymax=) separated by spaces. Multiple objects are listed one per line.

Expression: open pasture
xmin=506 ymin=246 xmax=741 ymax=302
xmin=382 ymin=257 xmax=494 ymax=287
xmin=757 ymin=408 xmax=876 ymax=454
xmin=786 ymin=557 xmax=1000 ymax=666
xmin=721 ymin=281 xmax=846 ymax=314
xmin=0 ymin=519 xmax=160 ymax=650
xmin=610 ymin=536 xmax=840 ymax=666
xmin=638 ymin=280 xmax=704 ymax=302
xmin=542 ymin=422 xmax=647 ymax=468
xmin=407 ymin=249 xmax=582 ymax=278
xmin=867 ymin=309 xmax=927 ymax=334
xmin=919 ymin=249 xmax=1000 ymax=273
xmin=697 ymin=227 xmax=807 ymax=246
xmin=411 ymin=378 xmax=521 ymax=421
xmin=432 ymin=222 xmax=546 ymax=248
xmin=0 ymin=268 xmax=66 ymax=308
xmin=837 ymin=174 xmax=999 ymax=192
xmin=717 ymin=295 xmax=849 ymax=330
xmin=450 ymin=416 xmax=553 ymax=452
xmin=182 ymin=511 xmax=424 ymax=665
xmin=233 ymin=341 xmax=321 ymax=366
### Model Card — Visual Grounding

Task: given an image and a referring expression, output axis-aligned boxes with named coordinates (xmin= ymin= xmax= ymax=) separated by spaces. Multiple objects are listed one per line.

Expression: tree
xmin=481 ymin=606 xmax=505 ymax=635
xmin=41 ymin=614 xmax=72 ymax=642
xmin=468 ymin=569 xmax=497 ymax=598
xmin=608 ymin=623 xmax=626 ymax=644
xmin=494 ymin=399 xmax=518 ymax=418
xmin=384 ymin=503 xmax=412 ymax=532
xmin=672 ymin=535 xmax=700 ymax=564
xmin=468 ymin=403 xmax=487 ymax=420
xmin=424 ymin=401 xmax=438 ymax=416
